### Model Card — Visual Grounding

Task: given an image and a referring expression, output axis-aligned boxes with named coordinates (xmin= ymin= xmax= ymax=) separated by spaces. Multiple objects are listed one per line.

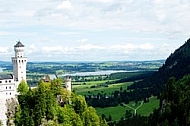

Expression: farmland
xmin=0 ymin=60 xmax=163 ymax=122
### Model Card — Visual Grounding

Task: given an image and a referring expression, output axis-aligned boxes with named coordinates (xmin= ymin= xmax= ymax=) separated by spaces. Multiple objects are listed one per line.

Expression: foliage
xmin=17 ymin=80 xmax=29 ymax=95
xmin=113 ymin=74 xmax=190 ymax=126
xmin=0 ymin=120 xmax=2 ymax=126
xmin=14 ymin=78 xmax=107 ymax=126
xmin=149 ymin=75 xmax=190 ymax=126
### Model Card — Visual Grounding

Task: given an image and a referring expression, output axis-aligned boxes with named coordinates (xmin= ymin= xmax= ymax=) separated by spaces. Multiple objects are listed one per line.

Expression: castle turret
xmin=11 ymin=41 xmax=27 ymax=86
xmin=65 ymin=76 xmax=72 ymax=92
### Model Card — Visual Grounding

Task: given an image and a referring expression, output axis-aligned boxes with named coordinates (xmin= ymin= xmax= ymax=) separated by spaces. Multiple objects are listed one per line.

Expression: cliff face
xmin=0 ymin=98 xmax=7 ymax=126
xmin=6 ymin=98 xmax=18 ymax=126
xmin=0 ymin=98 xmax=18 ymax=126
xmin=129 ymin=38 xmax=190 ymax=93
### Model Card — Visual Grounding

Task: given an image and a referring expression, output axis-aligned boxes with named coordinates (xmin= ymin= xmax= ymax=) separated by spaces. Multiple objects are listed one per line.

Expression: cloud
xmin=76 ymin=38 xmax=88 ymax=43
xmin=36 ymin=42 xmax=168 ymax=61
xmin=110 ymin=43 xmax=154 ymax=51
xmin=77 ymin=44 xmax=104 ymax=50
xmin=57 ymin=0 xmax=72 ymax=10
xmin=58 ymin=31 xmax=80 ymax=35
xmin=41 ymin=46 xmax=64 ymax=53
xmin=27 ymin=44 xmax=36 ymax=54
xmin=0 ymin=31 xmax=13 ymax=36
xmin=0 ymin=46 xmax=9 ymax=53
xmin=95 ymin=0 xmax=114 ymax=3
xmin=0 ymin=0 xmax=189 ymax=61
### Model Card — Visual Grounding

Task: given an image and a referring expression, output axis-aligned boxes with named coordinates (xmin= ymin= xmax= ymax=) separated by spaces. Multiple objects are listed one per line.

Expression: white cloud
xmin=76 ymin=38 xmax=88 ymax=43
xmin=58 ymin=31 xmax=80 ymax=35
xmin=0 ymin=47 xmax=9 ymax=53
xmin=57 ymin=0 xmax=72 ymax=10
xmin=95 ymin=0 xmax=114 ymax=3
xmin=0 ymin=0 xmax=189 ymax=61
xmin=41 ymin=46 xmax=64 ymax=53
xmin=0 ymin=31 xmax=12 ymax=36
xmin=78 ymin=44 xmax=104 ymax=50
xmin=110 ymin=43 xmax=154 ymax=51
xmin=27 ymin=44 xmax=36 ymax=54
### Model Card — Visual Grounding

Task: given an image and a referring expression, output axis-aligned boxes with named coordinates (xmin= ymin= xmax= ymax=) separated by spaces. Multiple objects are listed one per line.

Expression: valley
xmin=0 ymin=60 xmax=164 ymax=123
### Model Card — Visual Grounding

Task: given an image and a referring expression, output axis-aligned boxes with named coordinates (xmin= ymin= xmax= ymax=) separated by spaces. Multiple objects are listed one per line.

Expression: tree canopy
xmin=17 ymin=80 xmax=29 ymax=95
xmin=14 ymin=78 xmax=107 ymax=126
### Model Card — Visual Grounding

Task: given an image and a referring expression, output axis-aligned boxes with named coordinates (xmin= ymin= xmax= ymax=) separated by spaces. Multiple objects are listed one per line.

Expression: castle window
xmin=10 ymin=92 xmax=11 ymax=95
xmin=5 ymin=80 xmax=7 ymax=83
xmin=6 ymin=93 xmax=7 ymax=95
xmin=0 ymin=81 xmax=2 ymax=83
xmin=9 ymin=80 xmax=11 ymax=83
xmin=6 ymin=86 xmax=7 ymax=89
xmin=9 ymin=86 xmax=11 ymax=89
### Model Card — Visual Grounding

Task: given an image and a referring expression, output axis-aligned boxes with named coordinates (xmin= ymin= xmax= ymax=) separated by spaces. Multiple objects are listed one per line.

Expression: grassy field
xmin=95 ymin=96 xmax=159 ymax=121
xmin=137 ymin=97 xmax=159 ymax=116
xmin=96 ymin=105 xmax=128 ymax=121
xmin=68 ymin=71 xmax=160 ymax=122
xmin=74 ymin=81 xmax=133 ymax=95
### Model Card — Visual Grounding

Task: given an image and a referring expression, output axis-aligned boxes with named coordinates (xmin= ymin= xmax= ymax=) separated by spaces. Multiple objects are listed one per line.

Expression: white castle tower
xmin=65 ymin=76 xmax=72 ymax=92
xmin=0 ymin=41 xmax=27 ymax=126
xmin=11 ymin=41 xmax=27 ymax=87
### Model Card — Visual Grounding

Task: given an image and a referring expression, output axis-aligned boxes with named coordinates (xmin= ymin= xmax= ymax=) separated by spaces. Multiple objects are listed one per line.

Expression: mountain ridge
xmin=129 ymin=38 xmax=190 ymax=94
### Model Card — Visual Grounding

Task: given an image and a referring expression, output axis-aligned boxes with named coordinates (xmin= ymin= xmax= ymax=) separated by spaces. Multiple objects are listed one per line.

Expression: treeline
xmin=85 ymin=87 xmax=156 ymax=108
xmin=14 ymin=79 xmax=107 ymax=126
xmin=111 ymin=71 xmax=156 ymax=83
xmin=109 ymin=74 xmax=190 ymax=126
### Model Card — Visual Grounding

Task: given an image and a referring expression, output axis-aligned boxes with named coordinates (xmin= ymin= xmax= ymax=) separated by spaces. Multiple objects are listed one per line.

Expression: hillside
xmin=129 ymin=38 xmax=190 ymax=94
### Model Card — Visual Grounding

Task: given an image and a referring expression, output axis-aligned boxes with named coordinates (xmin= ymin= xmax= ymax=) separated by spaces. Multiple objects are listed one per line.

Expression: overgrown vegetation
xmin=14 ymin=79 xmax=107 ymax=126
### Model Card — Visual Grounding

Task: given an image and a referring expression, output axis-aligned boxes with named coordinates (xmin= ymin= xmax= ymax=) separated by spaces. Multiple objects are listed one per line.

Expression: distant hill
xmin=129 ymin=38 xmax=190 ymax=94
xmin=0 ymin=61 xmax=11 ymax=65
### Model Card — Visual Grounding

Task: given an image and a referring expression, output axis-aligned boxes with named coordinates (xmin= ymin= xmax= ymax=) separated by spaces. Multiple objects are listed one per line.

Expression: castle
xmin=0 ymin=41 xmax=71 ymax=126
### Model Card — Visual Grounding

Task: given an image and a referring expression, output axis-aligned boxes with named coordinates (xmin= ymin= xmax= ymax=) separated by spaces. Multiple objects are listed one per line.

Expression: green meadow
xmin=73 ymin=81 xmax=133 ymax=95
xmin=95 ymin=96 xmax=159 ymax=121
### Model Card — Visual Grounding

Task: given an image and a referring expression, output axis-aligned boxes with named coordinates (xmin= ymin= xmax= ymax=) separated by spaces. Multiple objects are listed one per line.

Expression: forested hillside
xmin=113 ymin=74 xmax=190 ymax=126
xmin=13 ymin=79 xmax=107 ymax=126
xmin=110 ymin=38 xmax=190 ymax=126
xmin=129 ymin=38 xmax=190 ymax=95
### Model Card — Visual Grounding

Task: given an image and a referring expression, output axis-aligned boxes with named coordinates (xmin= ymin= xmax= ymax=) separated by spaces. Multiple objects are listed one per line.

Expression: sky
xmin=0 ymin=0 xmax=190 ymax=62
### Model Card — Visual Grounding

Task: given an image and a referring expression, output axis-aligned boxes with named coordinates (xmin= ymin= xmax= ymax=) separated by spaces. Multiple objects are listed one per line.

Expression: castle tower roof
xmin=14 ymin=41 xmax=24 ymax=47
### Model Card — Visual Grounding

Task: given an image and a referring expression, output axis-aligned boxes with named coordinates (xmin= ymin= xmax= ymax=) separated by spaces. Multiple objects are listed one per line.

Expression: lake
xmin=57 ymin=70 xmax=136 ymax=77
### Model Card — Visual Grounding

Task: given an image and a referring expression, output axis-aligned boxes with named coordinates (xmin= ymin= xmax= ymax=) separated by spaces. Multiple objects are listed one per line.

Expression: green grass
xmin=74 ymin=82 xmax=133 ymax=95
xmin=137 ymin=97 xmax=159 ymax=116
xmin=95 ymin=97 xmax=159 ymax=121
xmin=72 ymin=76 xmax=159 ymax=120
xmin=96 ymin=105 xmax=128 ymax=121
